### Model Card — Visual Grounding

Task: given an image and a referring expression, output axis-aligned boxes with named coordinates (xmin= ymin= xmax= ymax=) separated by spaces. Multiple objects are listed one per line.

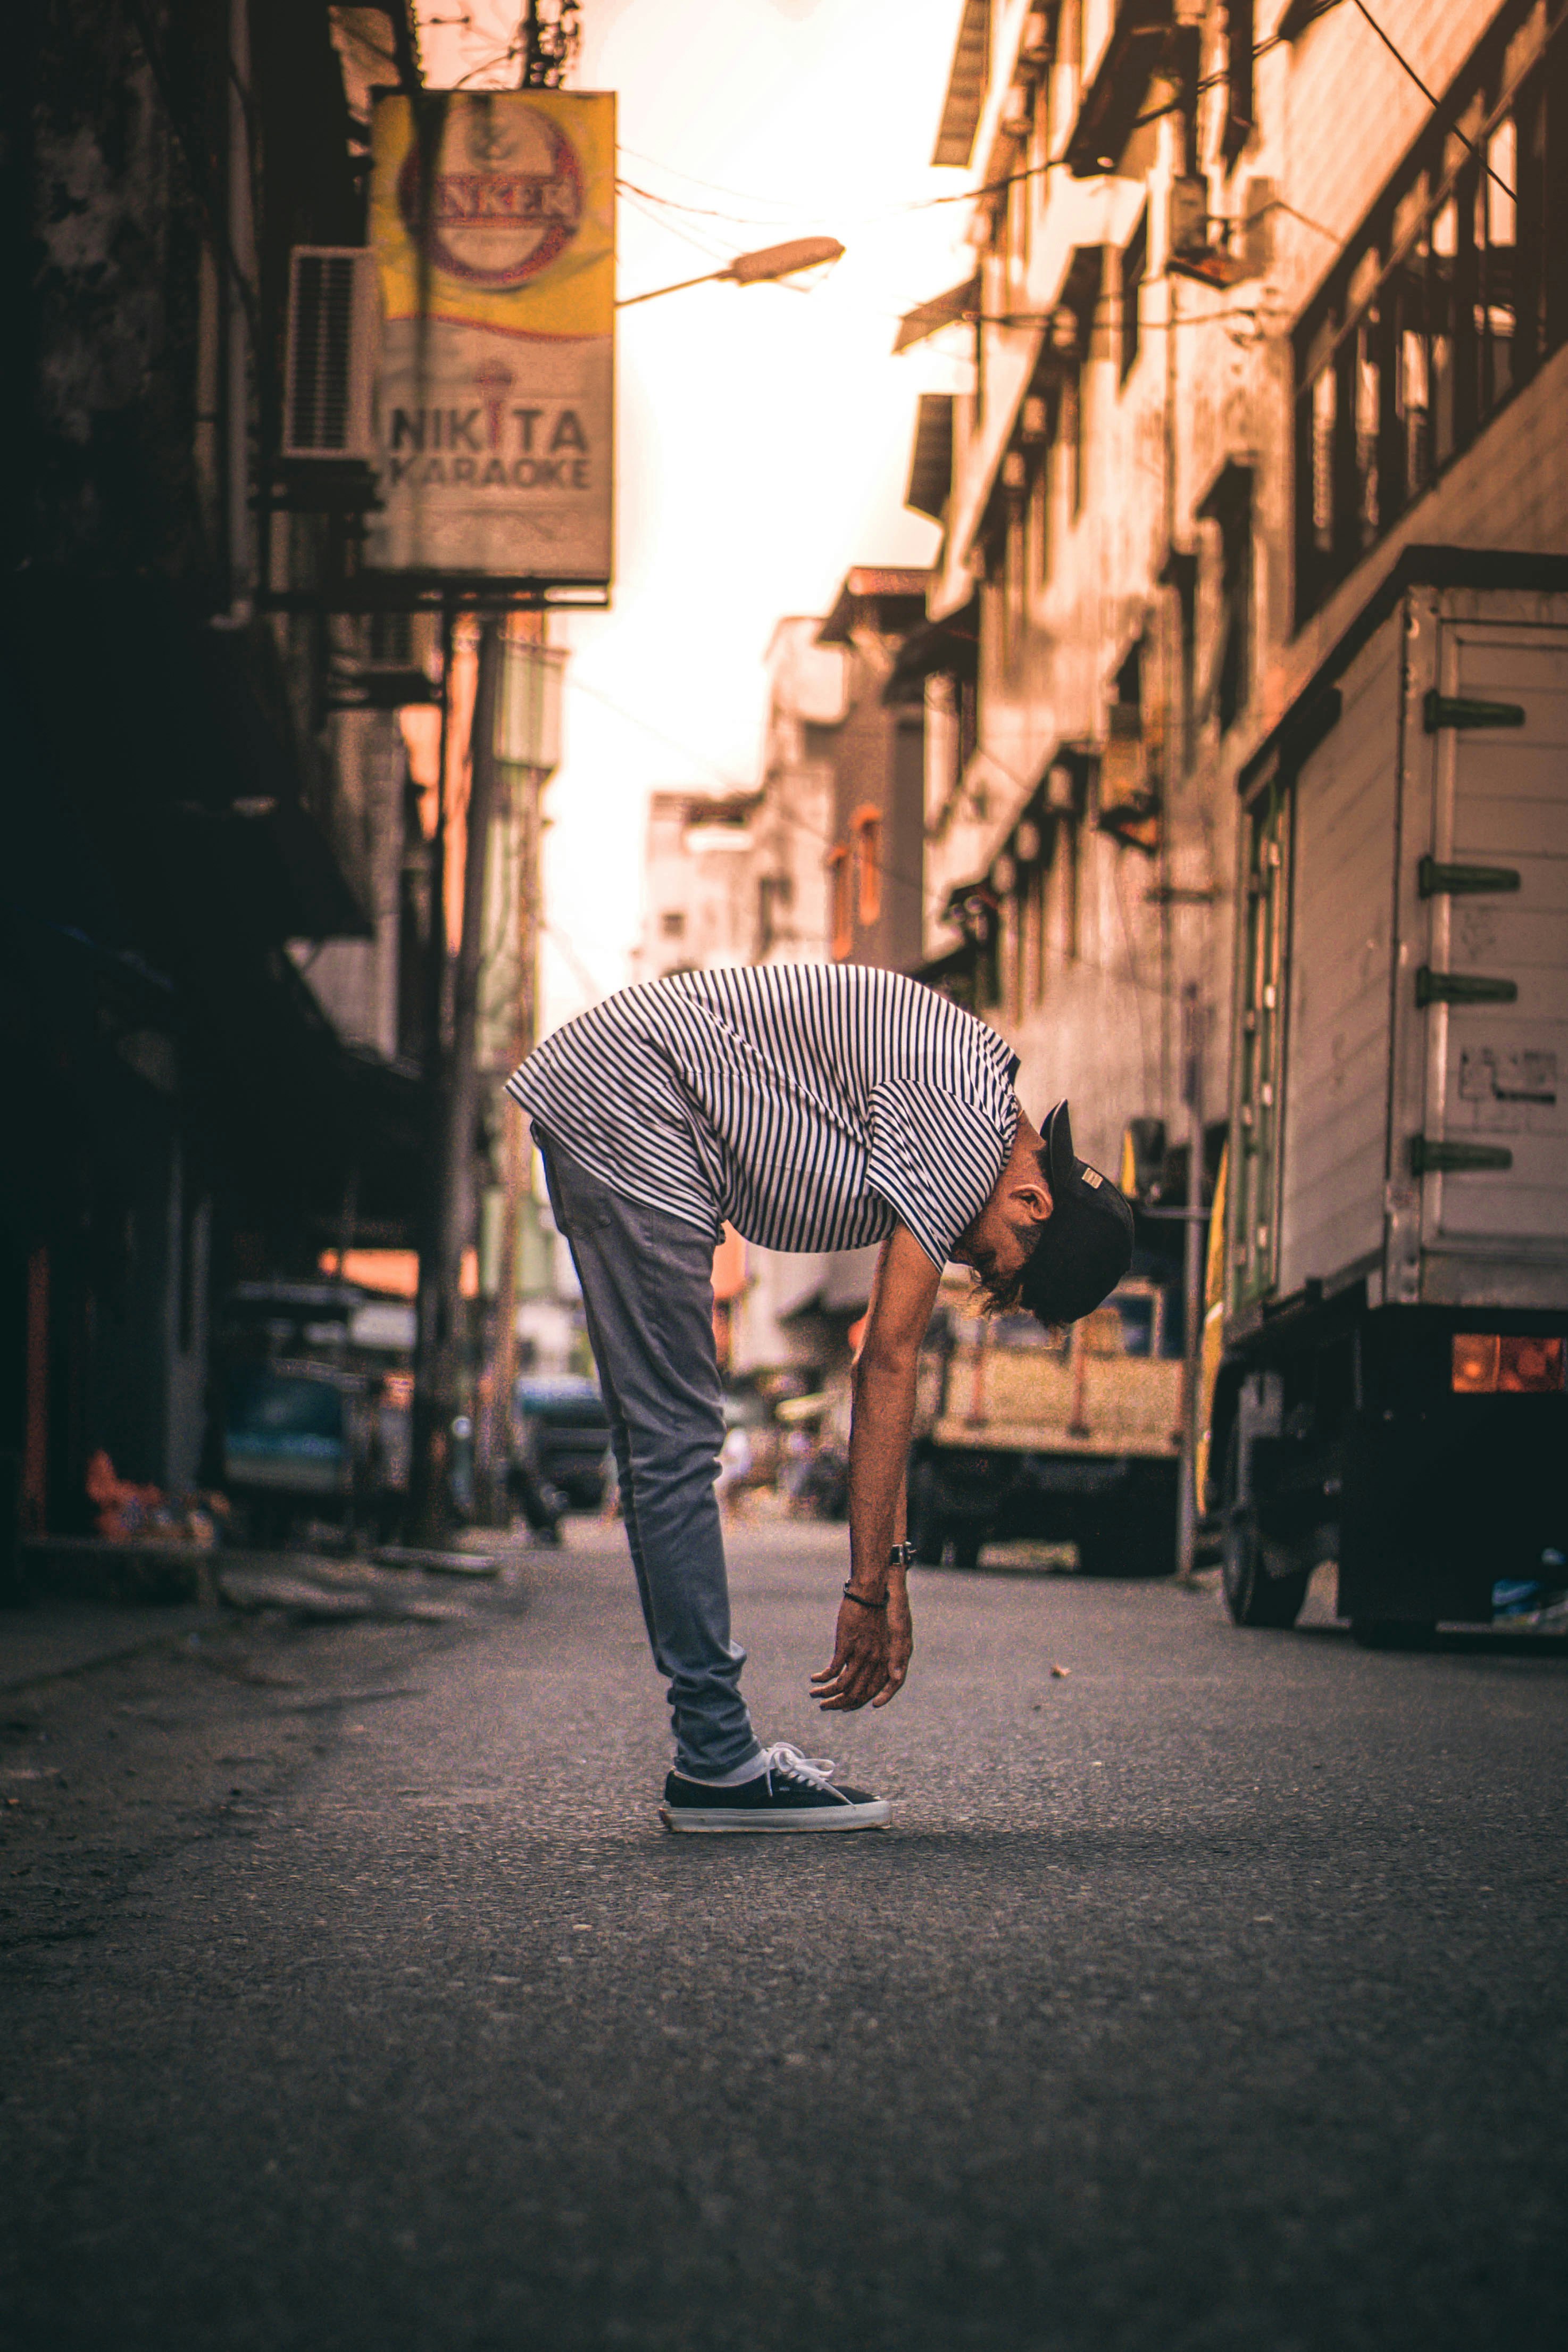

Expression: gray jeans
xmin=534 ymin=1126 xmax=761 ymax=1781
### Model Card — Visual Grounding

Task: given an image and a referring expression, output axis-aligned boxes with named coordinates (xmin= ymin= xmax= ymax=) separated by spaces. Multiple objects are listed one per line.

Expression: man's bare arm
xmin=811 ymin=1223 xmax=941 ymax=1712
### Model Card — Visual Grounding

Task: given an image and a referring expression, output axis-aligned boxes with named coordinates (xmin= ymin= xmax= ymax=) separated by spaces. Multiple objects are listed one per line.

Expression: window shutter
xmin=282 ymin=248 xmax=378 ymax=460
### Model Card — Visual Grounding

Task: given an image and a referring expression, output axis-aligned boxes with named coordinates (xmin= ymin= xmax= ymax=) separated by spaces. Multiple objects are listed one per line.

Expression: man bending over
xmin=507 ymin=961 xmax=1132 ymax=1834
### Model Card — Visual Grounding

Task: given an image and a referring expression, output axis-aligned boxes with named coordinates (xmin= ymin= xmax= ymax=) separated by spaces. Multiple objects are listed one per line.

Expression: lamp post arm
xmin=615 ymin=268 xmax=729 ymax=310
xmin=615 ymin=238 xmax=845 ymax=310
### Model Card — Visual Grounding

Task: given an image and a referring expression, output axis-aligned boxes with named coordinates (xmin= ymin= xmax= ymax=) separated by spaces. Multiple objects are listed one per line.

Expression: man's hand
xmin=810 ymin=1567 xmax=914 ymax=1711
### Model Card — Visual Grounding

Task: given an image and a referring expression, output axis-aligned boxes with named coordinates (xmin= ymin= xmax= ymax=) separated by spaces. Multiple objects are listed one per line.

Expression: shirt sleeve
xmin=864 ymin=1078 xmax=1016 ymax=1268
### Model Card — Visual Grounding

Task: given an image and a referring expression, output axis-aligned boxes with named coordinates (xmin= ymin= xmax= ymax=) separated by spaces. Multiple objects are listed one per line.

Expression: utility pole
xmin=483 ymin=617 xmax=547 ymax=1523
xmin=1176 ymin=981 xmax=1208 ymax=1581
xmin=472 ymin=611 xmax=555 ymax=1527
xmin=409 ymin=617 xmax=502 ymax=1540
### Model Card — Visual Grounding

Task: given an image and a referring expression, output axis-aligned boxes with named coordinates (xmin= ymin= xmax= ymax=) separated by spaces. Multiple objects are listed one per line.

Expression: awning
xmin=816 ymin=567 xmax=931 ymax=646
xmin=931 ymin=0 xmax=991 ymax=167
xmin=904 ymin=394 xmax=955 ymax=523
xmin=881 ymin=601 xmax=979 ymax=703
xmin=1277 ymin=0 xmax=1341 ymax=35
xmin=893 ymin=277 xmax=980 ymax=357
xmin=1064 ymin=0 xmax=1177 ymax=179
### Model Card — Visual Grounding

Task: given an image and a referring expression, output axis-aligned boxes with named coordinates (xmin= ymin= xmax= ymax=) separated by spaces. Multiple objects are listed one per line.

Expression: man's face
xmin=953 ymin=1171 xmax=1054 ymax=1300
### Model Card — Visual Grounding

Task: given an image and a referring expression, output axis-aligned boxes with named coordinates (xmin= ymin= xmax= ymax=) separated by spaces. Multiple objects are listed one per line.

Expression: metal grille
xmin=284 ymin=249 xmax=369 ymax=456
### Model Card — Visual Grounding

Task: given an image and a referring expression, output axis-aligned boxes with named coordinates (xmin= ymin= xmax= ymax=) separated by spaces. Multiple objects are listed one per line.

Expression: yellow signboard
xmin=366 ymin=90 xmax=615 ymax=586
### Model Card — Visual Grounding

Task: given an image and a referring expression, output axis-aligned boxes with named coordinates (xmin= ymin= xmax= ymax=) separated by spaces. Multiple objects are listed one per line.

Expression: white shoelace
xmin=762 ymin=1741 xmax=837 ymax=1789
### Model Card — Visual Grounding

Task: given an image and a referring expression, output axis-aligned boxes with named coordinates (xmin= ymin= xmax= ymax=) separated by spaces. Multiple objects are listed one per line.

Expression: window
xmin=1007 ymin=141 xmax=1031 ymax=279
xmin=1120 ymin=206 xmax=1147 ymax=383
xmin=1029 ymin=454 xmax=1051 ymax=587
xmin=999 ymin=868 xmax=1023 ymax=1025
xmin=1002 ymin=473 xmax=1027 ymax=671
xmin=1293 ymin=0 xmax=1568 ymax=624
xmin=1057 ymin=811 xmax=1080 ymax=962
xmin=1222 ymin=0 xmax=1256 ymax=168
xmin=1201 ymin=463 xmax=1254 ymax=736
xmin=850 ymin=805 xmax=882 ymax=928
xmin=1054 ymin=247 xmax=1103 ymax=521
xmin=1024 ymin=843 xmax=1048 ymax=1008
xmin=1065 ymin=373 xmax=1085 ymax=519
xmin=757 ymin=871 xmax=790 ymax=957
xmin=827 ymin=843 xmax=852 ymax=960
xmin=660 ymin=909 xmax=686 ymax=938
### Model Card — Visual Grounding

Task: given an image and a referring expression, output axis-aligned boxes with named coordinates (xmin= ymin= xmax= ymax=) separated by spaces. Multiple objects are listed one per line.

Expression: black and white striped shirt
xmin=507 ymin=963 xmax=1020 ymax=1268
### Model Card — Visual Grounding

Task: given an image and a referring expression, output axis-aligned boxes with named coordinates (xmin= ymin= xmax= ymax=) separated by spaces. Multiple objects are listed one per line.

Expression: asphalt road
xmin=4 ymin=1523 xmax=1567 ymax=2352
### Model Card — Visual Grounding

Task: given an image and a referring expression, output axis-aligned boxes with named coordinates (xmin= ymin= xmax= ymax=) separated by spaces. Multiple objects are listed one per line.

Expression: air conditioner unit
xmin=1167 ymin=177 xmax=1273 ymax=289
xmin=282 ymin=247 xmax=378 ymax=461
xmin=326 ymin=610 xmax=442 ymax=711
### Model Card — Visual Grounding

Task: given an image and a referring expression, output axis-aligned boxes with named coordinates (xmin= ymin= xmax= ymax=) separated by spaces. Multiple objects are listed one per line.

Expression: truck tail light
xmin=1452 ymin=1334 xmax=1565 ymax=1394
xmin=1499 ymin=1336 xmax=1565 ymax=1392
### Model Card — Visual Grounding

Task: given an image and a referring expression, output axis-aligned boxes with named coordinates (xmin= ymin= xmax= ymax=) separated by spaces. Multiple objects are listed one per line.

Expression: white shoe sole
xmin=659 ymin=1799 xmax=891 ymax=1834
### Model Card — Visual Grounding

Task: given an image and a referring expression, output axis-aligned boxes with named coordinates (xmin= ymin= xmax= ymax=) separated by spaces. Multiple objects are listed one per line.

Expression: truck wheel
xmin=1222 ymin=1512 xmax=1311 ymax=1627
xmin=1220 ymin=1428 xmax=1309 ymax=1628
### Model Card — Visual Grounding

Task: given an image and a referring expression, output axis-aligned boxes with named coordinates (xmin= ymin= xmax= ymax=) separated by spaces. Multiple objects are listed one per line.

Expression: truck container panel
xmin=1211 ymin=564 xmax=1568 ymax=1636
xmin=1275 ymin=615 xmax=1402 ymax=1299
xmin=1417 ymin=620 xmax=1568 ymax=1261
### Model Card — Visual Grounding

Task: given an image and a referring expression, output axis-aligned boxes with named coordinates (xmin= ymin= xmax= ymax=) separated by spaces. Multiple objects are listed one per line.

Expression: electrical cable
xmin=1262 ymin=196 xmax=1341 ymax=243
xmin=615 ymin=178 xmax=806 ymax=232
xmin=1291 ymin=1 xmax=1567 ymax=395
xmin=610 ymin=27 xmax=1296 ymax=237
xmin=615 ymin=145 xmax=805 ymax=213
xmin=1349 ymin=0 xmax=1517 ymax=204
xmin=616 ymin=185 xmax=745 ymax=270
xmin=1348 ymin=0 xmax=1442 ymax=108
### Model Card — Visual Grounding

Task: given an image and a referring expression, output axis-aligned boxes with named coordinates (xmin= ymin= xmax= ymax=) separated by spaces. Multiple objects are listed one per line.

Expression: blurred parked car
xmin=513 ymin=1375 xmax=611 ymax=1511
xmin=224 ymin=1362 xmax=362 ymax=1544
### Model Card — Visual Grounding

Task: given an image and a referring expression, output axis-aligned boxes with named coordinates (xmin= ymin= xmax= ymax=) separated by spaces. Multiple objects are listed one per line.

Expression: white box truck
xmin=1204 ymin=555 xmax=1568 ymax=1641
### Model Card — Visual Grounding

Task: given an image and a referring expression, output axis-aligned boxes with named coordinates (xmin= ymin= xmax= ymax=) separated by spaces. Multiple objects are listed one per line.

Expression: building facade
xmin=3 ymin=3 xmax=433 ymax=1543
xmin=815 ymin=568 xmax=932 ymax=974
xmin=905 ymin=0 xmax=1568 ymax=1186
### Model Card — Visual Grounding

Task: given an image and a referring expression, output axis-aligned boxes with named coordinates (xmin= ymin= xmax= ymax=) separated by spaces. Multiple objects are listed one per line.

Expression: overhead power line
xmin=1349 ymin=0 xmax=1517 ymax=203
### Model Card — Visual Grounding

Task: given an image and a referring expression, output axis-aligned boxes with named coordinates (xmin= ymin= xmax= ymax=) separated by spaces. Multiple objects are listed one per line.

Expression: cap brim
xmin=1041 ymin=1099 xmax=1076 ymax=1199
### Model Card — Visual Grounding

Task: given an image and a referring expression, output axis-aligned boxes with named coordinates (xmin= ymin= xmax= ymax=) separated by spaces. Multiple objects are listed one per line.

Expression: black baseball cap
xmin=1019 ymin=1100 xmax=1135 ymax=1329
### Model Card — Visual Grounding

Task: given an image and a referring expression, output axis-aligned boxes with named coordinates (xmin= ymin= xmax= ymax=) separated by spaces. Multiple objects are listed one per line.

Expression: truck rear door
xmin=1418 ymin=619 xmax=1568 ymax=1257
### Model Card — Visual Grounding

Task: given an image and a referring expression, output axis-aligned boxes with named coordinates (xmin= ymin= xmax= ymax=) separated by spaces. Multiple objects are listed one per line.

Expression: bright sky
xmin=414 ymin=0 xmax=974 ymax=1028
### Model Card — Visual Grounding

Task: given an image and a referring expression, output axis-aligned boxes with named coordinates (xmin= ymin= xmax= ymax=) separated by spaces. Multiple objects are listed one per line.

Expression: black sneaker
xmin=660 ymin=1742 xmax=890 ymax=1834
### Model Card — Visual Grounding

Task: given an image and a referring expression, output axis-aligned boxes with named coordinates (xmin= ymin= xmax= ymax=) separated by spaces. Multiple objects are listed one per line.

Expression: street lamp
xmin=616 ymin=235 xmax=846 ymax=310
